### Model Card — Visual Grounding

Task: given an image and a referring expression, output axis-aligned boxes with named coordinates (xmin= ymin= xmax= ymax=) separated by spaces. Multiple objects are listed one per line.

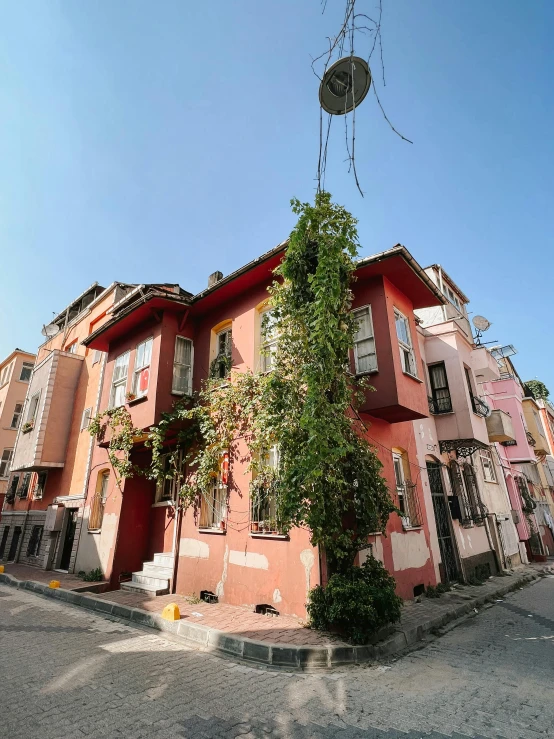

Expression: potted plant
xmin=126 ymin=392 xmax=137 ymax=402
xmin=268 ymin=518 xmax=277 ymax=534
xmin=251 ymin=521 xmax=259 ymax=533
xmin=22 ymin=421 xmax=34 ymax=434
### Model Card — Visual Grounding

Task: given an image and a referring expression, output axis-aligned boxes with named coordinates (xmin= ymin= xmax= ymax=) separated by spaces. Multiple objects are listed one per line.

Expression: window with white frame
xmin=479 ymin=449 xmax=497 ymax=483
xmin=81 ymin=408 xmax=92 ymax=431
xmin=10 ymin=403 xmax=23 ymax=429
xmin=155 ymin=451 xmax=185 ymax=503
xmin=392 ymin=453 xmax=407 ymax=517
xmin=172 ymin=336 xmax=193 ymax=395
xmin=199 ymin=457 xmax=227 ymax=529
xmin=26 ymin=392 xmax=41 ymax=424
xmin=35 ymin=471 xmax=48 ymax=500
xmin=0 ymin=449 xmax=13 ymax=478
xmin=19 ymin=362 xmax=34 ymax=382
xmin=251 ymin=445 xmax=280 ymax=530
xmin=353 ymin=306 xmax=377 ymax=374
xmin=92 ymin=349 xmax=103 ymax=366
xmin=394 ymin=309 xmax=417 ymax=377
xmin=442 ymin=284 xmax=461 ymax=311
xmin=109 ymin=351 xmax=130 ymax=408
xmin=65 ymin=342 xmax=78 ymax=354
xmin=132 ymin=337 xmax=153 ymax=398
xmin=260 ymin=310 xmax=278 ymax=373
xmin=213 ymin=326 xmax=232 ymax=379
xmin=0 ymin=362 xmax=13 ymax=387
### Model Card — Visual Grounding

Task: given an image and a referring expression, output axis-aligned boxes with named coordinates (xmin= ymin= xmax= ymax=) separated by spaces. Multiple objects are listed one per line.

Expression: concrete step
xmin=153 ymin=552 xmax=173 ymax=569
xmin=142 ymin=561 xmax=173 ymax=579
xmin=131 ymin=571 xmax=170 ymax=590
xmin=120 ymin=580 xmax=169 ymax=596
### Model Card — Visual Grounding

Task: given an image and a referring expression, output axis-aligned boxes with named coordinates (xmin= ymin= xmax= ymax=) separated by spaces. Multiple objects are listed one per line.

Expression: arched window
xmin=89 ymin=471 xmax=109 ymax=530
xmin=392 ymin=449 xmax=422 ymax=528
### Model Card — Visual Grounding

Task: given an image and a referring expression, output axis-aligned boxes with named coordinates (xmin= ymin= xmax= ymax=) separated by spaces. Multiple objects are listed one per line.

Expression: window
xmin=35 ymin=472 xmax=48 ymax=500
xmin=0 ymin=527 xmax=9 ymax=558
xmin=19 ymin=362 xmax=34 ymax=382
xmin=260 ymin=310 xmax=278 ymax=373
xmin=7 ymin=475 xmax=19 ymax=497
xmin=464 ymin=367 xmax=476 ymax=411
xmin=200 ymin=457 xmax=227 ymax=529
xmin=251 ymin=446 xmax=280 ymax=530
xmin=132 ymin=337 xmax=153 ymax=398
xmin=172 ymin=337 xmax=193 ymax=395
xmin=26 ymin=526 xmax=43 ymax=557
xmin=393 ymin=453 xmax=407 ymax=516
xmin=92 ymin=350 xmax=103 ymax=366
xmin=0 ymin=362 xmax=13 ymax=387
xmin=109 ymin=351 xmax=130 ymax=408
xmin=428 ymin=363 xmax=452 ymax=414
xmin=353 ymin=306 xmax=377 ymax=374
xmin=155 ymin=451 xmax=185 ymax=503
xmin=533 ymin=409 xmax=546 ymax=439
xmin=480 ymin=449 xmax=497 ymax=483
xmin=212 ymin=327 xmax=232 ymax=379
xmin=394 ymin=310 xmax=417 ymax=377
xmin=89 ymin=471 xmax=110 ymax=530
xmin=442 ymin=284 xmax=461 ymax=311
xmin=10 ymin=403 xmax=23 ymax=429
xmin=18 ymin=473 xmax=32 ymax=499
xmin=26 ymin=392 xmax=41 ymax=424
xmin=81 ymin=408 xmax=92 ymax=431
xmin=65 ymin=341 xmax=78 ymax=354
xmin=0 ymin=449 xmax=13 ymax=478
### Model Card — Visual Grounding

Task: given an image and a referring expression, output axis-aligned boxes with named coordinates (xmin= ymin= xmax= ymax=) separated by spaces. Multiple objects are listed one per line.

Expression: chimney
xmin=208 ymin=271 xmax=224 ymax=288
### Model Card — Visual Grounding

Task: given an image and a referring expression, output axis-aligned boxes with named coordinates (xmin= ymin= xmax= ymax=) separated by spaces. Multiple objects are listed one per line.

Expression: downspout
xmin=437 ymin=266 xmax=448 ymax=323
xmin=71 ymin=351 xmax=108 ymax=572
xmin=170 ymin=504 xmax=183 ymax=594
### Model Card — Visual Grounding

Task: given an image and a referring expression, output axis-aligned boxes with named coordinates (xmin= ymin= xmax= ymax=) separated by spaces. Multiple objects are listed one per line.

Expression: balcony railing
xmin=428 ymin=395 xmax=453 ymax=415
xmin=398 ymin=481 xmax=423 ymax=528
xmin=470 ymin=395 xmax=490 ymax=418
xmin=5 ymin=493 xmax=15 ymax=505
xmin=526 ymin=431 xmax=536 ymax=447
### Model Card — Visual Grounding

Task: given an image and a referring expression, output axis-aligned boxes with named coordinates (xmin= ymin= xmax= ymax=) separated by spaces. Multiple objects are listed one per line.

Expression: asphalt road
xmin=1 ymin=576 xmax=553 ymax=739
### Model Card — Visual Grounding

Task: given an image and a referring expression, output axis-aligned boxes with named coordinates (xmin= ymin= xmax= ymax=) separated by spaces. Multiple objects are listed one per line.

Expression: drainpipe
xmin=437 ymin=266 xmax=448 ymax=323
xmin=170 ymin=504 xmax=183 ymax=594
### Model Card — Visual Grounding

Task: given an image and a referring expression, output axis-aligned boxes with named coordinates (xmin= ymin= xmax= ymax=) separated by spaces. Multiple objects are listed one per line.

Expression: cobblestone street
xmin=1 ymin=577 xmax=553 ymax=739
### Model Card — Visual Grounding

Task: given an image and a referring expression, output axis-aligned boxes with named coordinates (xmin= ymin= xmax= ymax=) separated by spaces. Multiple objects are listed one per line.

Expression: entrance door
xmin=7 ymin=527 xmax=21 ymax=562
xmin=427 ymin=462 xmax=460 ymax=582
xmin=0 ymin=527 xmax=10 ymax=559
xmin=59 ymin=510 xmax=77 ymax=570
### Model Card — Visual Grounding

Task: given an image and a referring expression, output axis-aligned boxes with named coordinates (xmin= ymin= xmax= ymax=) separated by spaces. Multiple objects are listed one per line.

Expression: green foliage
xmin=525 ymin=380 xmax=550 ymax=400
xmin=306 ymin=556 xmax=402 ymax=644
xmin=82 ymin=567 xmax=104 ymax=582
xmin=425 ymin=584 xmax=441 ymax=598
xmin=88 ymin=406 xmax=143 ymax=486
xmin=436 ymin=582 xmax=452 ymax=594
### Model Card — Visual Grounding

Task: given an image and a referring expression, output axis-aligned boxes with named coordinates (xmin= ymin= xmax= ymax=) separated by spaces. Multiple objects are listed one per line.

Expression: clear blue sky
xmin=1 ymin=1 xmax=552 ymax=389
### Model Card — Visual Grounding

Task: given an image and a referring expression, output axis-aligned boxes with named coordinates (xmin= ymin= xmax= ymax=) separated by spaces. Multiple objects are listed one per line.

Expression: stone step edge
xmin=0 ymin=570 xmax=540 ymax=672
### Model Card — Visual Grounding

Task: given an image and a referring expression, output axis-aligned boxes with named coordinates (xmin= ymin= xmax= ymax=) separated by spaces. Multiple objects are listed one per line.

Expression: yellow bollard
xmin=161 ymin=602 xmax=180 ymax=621
xmin=0 ymin=565 xmax=4 ymax=573
xmin=49 ymin=580 xmax=60 ymax=589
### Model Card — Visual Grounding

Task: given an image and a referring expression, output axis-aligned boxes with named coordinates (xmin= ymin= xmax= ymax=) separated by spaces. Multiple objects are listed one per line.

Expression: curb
xmin=0 ymin=569 xmax=542 ymax=671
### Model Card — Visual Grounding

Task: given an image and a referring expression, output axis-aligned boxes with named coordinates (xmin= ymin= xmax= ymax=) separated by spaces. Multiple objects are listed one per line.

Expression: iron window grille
xmin=428 ymin=363 xmax=453 ymax=414
xmin=35 ymin=472 xmax=48 ymax=500
xmin=449 ymin=461 xmax=487 ymax=526
xmin=399 ymin=481 xmax=423 ymax=528
xmin=470 ymin=395 xmax=490 ymax=418
xmin=18 ymin=473 xmax=32 ymax=499
xmin=526 ymin=431 xmax=536 ymax=447
xmin=26 ymin=525 xmax=43 ymax=557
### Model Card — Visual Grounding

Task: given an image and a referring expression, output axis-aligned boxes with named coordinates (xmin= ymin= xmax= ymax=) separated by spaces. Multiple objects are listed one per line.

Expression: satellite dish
xmin=319 ymin=56 xmax=372 ymax=115
xmin=472 ymin=315 xmax=491 ymax=332
xmin=41 ymin=323 xmax=59 ymax=338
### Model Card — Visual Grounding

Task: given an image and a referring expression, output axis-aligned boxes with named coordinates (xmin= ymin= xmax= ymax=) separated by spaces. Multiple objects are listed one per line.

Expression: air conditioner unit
xmin=44 ymin=504 xmax=65 ymax=532
xmin=511 ymin=510 xmax=520 ymax=525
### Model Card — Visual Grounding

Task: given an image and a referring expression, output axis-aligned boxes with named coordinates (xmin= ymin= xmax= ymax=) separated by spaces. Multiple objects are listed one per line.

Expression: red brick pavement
xmin=95 ymin=589 xmax=348 ymax=646
xmin=1 ymin=563 xmax=107 ymax=591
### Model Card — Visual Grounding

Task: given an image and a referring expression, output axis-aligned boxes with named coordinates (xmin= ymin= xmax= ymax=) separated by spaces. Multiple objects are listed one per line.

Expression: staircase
xmin=120 ymin=553 xmax=172 ymax=596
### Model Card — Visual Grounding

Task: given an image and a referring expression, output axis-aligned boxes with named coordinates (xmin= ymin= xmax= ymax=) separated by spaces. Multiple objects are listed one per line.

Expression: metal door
xmin=59 ymin=510 xmax=77 ymax=570
xmin=427 ymin=462 xmax=460 ymax=582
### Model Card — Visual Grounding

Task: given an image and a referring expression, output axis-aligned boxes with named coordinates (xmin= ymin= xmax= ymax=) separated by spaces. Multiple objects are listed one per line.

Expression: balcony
xmin=526 ymin=431 xmax=536 ymax=447
xmin=485 ymin=409 xmax=515 ymax=443
xmin=10 ymin=349 xmax=83 ymax=472
xmin=470 ymin=395 xmax=490 ymax=418
xmin=471 ymin=346 xmax=500 ymax=382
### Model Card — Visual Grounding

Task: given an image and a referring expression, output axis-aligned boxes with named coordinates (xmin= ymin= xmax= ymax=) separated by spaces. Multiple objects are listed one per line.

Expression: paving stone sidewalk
xmin=0 ymin=562 xmax=108 ymax=591
xmin=0 ymin=564 xmax=546 ymax=670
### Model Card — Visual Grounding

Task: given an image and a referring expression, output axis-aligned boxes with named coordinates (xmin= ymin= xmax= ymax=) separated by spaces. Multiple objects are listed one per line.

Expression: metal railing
xmin=428 ymin=395 xmax=453 ymax=414
xmin=471 ymin=395 xmax=490 ymax=418
xmin=526 ymin=431 xmax=536 ymax=447
xmin=399 ymin=481 xmax=423 ymax=528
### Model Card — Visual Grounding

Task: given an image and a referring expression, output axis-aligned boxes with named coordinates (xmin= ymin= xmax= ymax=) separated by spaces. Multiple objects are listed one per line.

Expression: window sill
xmin=403 ymin=372 xmax=423 ymax=383
xmin=88 ymin=529 xmax=102 ymax=535
xmin=152 ymin=500 xmax=175 ymax=508
xmin=127 ymin=395 xmax=148 ymax=406
xmin=401 ymin=524 xmax=424 ymax=532
xmin=171 ymin=391 xmax=193 ymax=398
xmin=198 ymin=527 xmax=226 ymax=535
xmin=250 ymin=532 xmax=289 ymax=540
xmin=355 ymin=369 xmax=378 ymax=378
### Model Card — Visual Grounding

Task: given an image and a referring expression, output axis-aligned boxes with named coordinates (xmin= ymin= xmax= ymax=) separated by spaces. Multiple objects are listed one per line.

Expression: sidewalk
xmin=0 ymin=564 xmax=548 ymax=670
xmin=0 ymin=563 xmax=108 ymax=592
